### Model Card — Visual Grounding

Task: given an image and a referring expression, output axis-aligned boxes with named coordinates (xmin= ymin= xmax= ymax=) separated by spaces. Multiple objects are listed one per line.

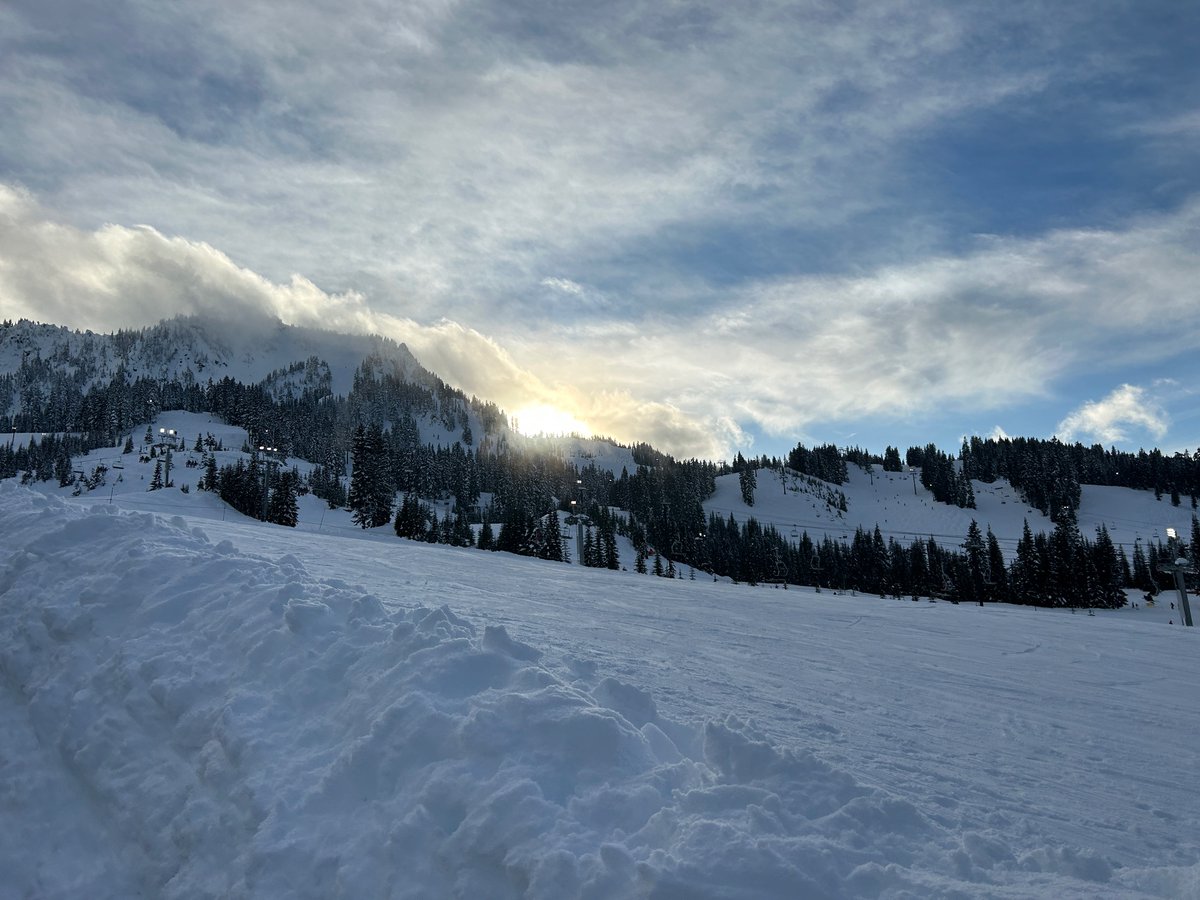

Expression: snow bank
xmin=0 ymin=484 xmax=1189 ymax=898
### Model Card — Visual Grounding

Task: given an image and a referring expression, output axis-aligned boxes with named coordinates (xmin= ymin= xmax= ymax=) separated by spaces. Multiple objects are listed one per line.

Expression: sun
xmin=513 ymin=404 xmax=590 ymax=437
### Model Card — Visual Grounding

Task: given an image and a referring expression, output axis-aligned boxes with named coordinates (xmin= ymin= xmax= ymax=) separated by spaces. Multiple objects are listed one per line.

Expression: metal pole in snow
xmin=1172 ymin=567 xmax=1194 ymax=627
xmin=1160 ymin=529 xmax=1194 ymax=627
xmin=158 ymin=428 xmax=175 ymax=487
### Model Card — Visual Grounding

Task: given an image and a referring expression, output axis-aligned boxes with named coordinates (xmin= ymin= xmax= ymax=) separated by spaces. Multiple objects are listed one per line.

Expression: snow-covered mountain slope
xmin=1 ymin=317 xmax=647 ymax=466
xmin=708 ymin=465 xmax=1197 ymax=557
xmin=36 ymin=407 xmax=1197 ymax=579
xmin=0 ymin=315 xmax=427 ymax=397
xmin=563 ymin=437 xmax=639 ymax=477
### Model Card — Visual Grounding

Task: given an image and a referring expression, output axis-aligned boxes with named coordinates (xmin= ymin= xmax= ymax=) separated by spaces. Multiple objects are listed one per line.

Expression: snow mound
xmin=0 ymin=483 xmax=1168 ymax=898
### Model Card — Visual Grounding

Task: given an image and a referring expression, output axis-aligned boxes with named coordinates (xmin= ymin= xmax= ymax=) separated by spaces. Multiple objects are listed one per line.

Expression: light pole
xmin=157 ymin=428 xmax=177 ymax=488
xmin=574 ymin=478 xmax=584 ymax=563
xmin=259 ymin=445 xmax=279 ymax=520
xmin=1160 ymin=527 xmax=1195 ymax=626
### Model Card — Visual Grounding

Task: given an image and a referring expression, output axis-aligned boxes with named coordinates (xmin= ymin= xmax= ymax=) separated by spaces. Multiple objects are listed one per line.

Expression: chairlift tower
xmin=1159 ymin=528 xmax=1195 ymax=627
xmin=572 ymin=478 xmax=584 ymax=563
xmin=156 ymin=427 xmax=177 ymax=488
xmin=259 ymin=445 xmax=280 ymax=520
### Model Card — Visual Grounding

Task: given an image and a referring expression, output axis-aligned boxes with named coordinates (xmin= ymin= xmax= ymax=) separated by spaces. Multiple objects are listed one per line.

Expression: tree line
xmin=6 ymin=324 xmax=1200 ymax=606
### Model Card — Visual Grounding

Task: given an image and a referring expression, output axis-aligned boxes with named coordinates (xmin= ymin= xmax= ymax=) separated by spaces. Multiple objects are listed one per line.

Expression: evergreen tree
xmin=438 ymin=509 xmax=455 ymax=544
xmin=957 ymin=471 xmax=977 ymax=509
xmin=477 ymin=518 xmax=495 ymax=551
xmin=986 ymin=526 xmax=1008 ymax=602
xmin=149 ymin=460 xmax=163 ymax=491
xmin=496 ymin=501 xmax=534 ymax=556
xmin=582 ymin=528 xmax=598 ymax=567
xmin=1132 ymin=540 xmax=1153 ymax=593
xmin=216 ymin=458 xmax=263 ymax=519
xmin=349 ymin=424 xmax=370 ymax=526
xmin=604 ymin=523 xmax=620 ymax=570
xmin=908 ymin=537 xmax=929 ymax=598
xmin=871 ymin=526 xmax=889 ymax=595
xmin=1091 ymin=525 xmax=1125 ymax=608
xmin=884 ymin=541 xmax=906 ymax=597
xmin=1049 ymin=507 xmax=1083 ymax=607
xmin=739 ymin=466 xmax=757 ymax=506
xmin=394 ymin=493 xmax=429 ymax=539
xmin=1117 ymin=545 xmax=1132 ymax=587
xmin=55 ymin=449 xmax=73 ymax=487
xmin=538 ymin=509 xmax=565 ymax=561
xmin=452 ymin=506 xmax=474 ymax=547
xmin=1010 ymin=520 xmax=1036 ymax=605
xmin=349 ymin=424 xmax=393 ymax=528
xmin=963 ymin=520 xmax=986 ymax=604
xmin=266 ymin=470 xmax=299 ymax=527
xmin=200 ymin=453 xmax=218 ymax=491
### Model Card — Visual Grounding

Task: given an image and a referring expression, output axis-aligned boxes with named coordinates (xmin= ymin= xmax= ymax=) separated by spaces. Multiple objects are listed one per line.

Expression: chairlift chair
xmin=762 ymin=548 xmax=788 ymax=588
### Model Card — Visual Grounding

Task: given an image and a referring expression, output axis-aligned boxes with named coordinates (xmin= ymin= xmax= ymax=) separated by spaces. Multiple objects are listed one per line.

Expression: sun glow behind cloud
xmin=511 ymin=404 xmax=591 ymax=438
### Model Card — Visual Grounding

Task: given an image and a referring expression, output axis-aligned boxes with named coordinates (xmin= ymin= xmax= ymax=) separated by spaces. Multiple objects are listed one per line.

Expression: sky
xmin=1 ymin=1 xmax=1198 ymax=462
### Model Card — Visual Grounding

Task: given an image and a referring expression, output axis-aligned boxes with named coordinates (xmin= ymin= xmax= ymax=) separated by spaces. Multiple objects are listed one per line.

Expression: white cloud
xmin=5 ymin=184 xmax=1200 ymax=460
xmin=0 ymin=0 xmax=1104 ymax=327
xmin=1056 ymin=385 xmax=1170 ymax=445
xmin=0 ymin=184 xmax=744 ymax=458
xmin=0 ymin=184 xmax=365 ymax=332
xmin=544 ymin=200 xmax=1200 ymax=445
xmin=540 ymin=277 xmax=584 ymax=296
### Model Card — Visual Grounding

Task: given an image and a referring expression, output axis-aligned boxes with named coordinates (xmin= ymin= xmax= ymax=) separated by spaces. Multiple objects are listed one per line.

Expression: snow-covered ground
xmin=3 ymin=415 xmax=1199 ymax=898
